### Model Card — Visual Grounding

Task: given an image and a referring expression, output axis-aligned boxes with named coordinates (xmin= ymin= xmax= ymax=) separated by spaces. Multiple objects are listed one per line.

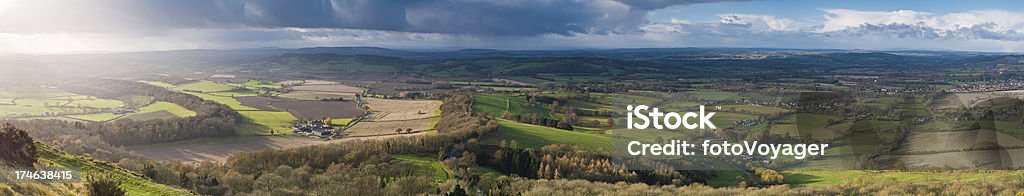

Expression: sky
xmin=1 ymin=0 xmax=1023 ymax=54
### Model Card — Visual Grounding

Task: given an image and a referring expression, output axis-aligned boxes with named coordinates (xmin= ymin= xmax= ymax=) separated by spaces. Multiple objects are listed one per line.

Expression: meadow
xmin=472 ymin=93 xmax=552 ymax=117
xmin=393 ymin=154 xmax=453 ymax=183
xmin=479 ymin=120 xmax=611 ymax=151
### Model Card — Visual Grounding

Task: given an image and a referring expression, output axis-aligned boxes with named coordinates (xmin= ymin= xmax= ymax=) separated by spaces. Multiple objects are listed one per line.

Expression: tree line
xmin=61 ymin=79 xmax=239 ymax=146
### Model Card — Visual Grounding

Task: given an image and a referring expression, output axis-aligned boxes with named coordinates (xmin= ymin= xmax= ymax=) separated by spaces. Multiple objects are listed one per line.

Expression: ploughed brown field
xmin=235 ymin=96 xmax=363 ymax=120
xmin=343 ymin=98 xmax=441 ymax=136
xmin=279 ymin=80 xmax=363 ymax=100
xmin=271 ymin=99 xmax=362 ymax=120
xmin=234 ymin=96 xmax=281 ymax=111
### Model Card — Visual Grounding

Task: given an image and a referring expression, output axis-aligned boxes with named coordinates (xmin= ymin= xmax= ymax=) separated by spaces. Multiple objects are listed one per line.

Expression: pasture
xmin=472 ymin=93 xmax=551 ymax=117
xmin=479 ymin=120 xmax=611 ymax=152
xmin=237 ymin=111 xmax=299 ymax=135
xmin=393 ymin=154 xmax=453 ymax=183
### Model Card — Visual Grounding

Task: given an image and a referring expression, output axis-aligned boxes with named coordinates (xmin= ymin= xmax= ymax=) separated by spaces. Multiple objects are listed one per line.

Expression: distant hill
xmin=260 ymin=50 xmax=982 ymax=77
xmin=266 ymin=53 xmax=646 ymax=77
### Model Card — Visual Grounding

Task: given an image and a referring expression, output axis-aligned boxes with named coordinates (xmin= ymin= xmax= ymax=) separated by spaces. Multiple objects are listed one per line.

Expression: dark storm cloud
xmin=0 ymin=0 xmax=740 ymax=36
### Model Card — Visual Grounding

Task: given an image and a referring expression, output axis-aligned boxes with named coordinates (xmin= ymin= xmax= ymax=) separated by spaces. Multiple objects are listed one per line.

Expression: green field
xmin=127 ymin=101 xmax=197 ymax=118
xmin=329 ymin=118 xmax=354 ymax=127
xmin=14 ymin=98 xmax=69 ymax=107
xmin=176 ymin=81 xmax=235 ymax=92
xmin=688 ymin=91 xmax=741 ymax=101
xmin=206 ymin=90 xmax=259 ymax=97
xmin=159 ymin=81 xmax=295 ymax=135
xmin=184 ymin=92 xmax=259 ymax=111
xmin=0 ymin=88 xmax=77 ymax=98
xmin=709 ymin=112 xmax=758 ymax=128
xmin=237 ymin=111 xmax=298 ymax=135
xmin=480 ymin=120 xmax=611 ymax=151
xmin=139 ymin=81 xmax=176 ymax=88
xmin=34 ymin=143 xmax=189 ymax=195
xmin=393 ymin=154 xmax=453 ymax=183
xmin=717 ymin=104 xmax=790 ymax=115
xmin=68 ymin=101 xmax=196 ymax=122
xmin=0 ymin=105 xmax=83 ymax=117
xmin=234 ymin=80 xmax=283 ymax=89
xmin=472 ymin=93 xmax=551 ymax=117
xmin=591 ymin=92 xmax=660 ymax=107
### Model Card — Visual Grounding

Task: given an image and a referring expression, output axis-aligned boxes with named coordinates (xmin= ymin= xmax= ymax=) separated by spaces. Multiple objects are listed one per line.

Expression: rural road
xmin=128 ymin=133 xmax=426 ymax=163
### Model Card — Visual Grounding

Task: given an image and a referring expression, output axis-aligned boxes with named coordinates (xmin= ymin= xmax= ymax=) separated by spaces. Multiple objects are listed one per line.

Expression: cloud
xmin=3 ymin=1 xmax=1024 ymax=54
xmin=818 ymin=9 xmax=1024 ymax=40
xmin=0 ymin=0 xmax=742 ymax=36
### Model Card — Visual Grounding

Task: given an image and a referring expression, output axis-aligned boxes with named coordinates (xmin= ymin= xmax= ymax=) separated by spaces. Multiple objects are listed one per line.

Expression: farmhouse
xmin=292 ymin=119 xmax=336 ymax=137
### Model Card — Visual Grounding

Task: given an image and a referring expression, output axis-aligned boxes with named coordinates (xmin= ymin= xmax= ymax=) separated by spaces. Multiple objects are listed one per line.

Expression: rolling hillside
xmin=0 ymin=143 xmax=190 ymax=195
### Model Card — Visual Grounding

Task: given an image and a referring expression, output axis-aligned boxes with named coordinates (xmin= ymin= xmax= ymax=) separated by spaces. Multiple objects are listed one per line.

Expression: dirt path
xmin=128 ymin=133 xmax=425 ymax=163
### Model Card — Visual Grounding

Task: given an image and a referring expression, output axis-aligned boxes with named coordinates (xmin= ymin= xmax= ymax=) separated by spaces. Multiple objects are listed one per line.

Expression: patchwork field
xmin=290 ymin=82 xmax=363 ymax=93
xmin=346 ymin=118 xmax=435 ymax=137
xmin=716 ymin=104 xmax=790 ymax=115
xmin=279 ymin=91 xmax=356 ymax=101
xmin=129 ymin=131 xmax=426 ymax=162
xmin=0 ymin=86 xmax=195 ymax=122
xmin=363 ymin=98 xmax=440 ymax=121
xmin=279 ymin=80 xmax=363 ymax=100
xmin=235 ymin=96 xmax=362 ymax=120
xmin=343 ymin=98 xmax=440 ymax=137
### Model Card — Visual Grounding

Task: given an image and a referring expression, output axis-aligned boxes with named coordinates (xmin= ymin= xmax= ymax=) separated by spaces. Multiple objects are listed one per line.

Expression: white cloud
xmin=820 ymin=9 xmax=1024 ymax=37
xmin=718 ymin=14 xmax=802 ymax=31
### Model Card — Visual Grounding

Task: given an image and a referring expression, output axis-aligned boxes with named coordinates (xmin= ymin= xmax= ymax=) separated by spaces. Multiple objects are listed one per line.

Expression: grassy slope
xmin=392 ymin=154 xmax=453 ymax=183
xmin=143 ymin=80 xmax=295 ymax=135
xmin=480 ymin=120 xmax=611 ymax=152
xmin=130 ymin=101 xmax=197 ymax=118
xmin=472 ymin=93 xmax=551 ymax=118
xmin=35 ymin=143 xmax=190 ymax=195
